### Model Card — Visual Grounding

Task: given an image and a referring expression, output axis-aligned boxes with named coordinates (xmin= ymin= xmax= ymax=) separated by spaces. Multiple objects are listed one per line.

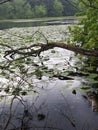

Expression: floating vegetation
xmin=0 ymin=25 xmax=73 ymax=96
xmin=0 ymin=24 xmax=98 ymax=96
xmin=80 ymin=86 xmax=91 ymax=90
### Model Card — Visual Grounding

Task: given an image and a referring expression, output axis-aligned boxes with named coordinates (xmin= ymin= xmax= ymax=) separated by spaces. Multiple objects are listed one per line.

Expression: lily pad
xmin=80 ymin=86 xmax=90 ymax=90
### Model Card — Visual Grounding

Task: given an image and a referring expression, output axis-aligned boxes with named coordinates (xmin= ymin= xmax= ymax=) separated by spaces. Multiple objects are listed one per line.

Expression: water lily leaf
xmin=86 ymin=66 xmax=95 ymax=71
xmin=37 ymin=113 xmax=45 ymax=121
xmin=51 ymin=50 xmax=56 ymax=53
xmin=88 ymin=73 xmax=98 ymax=78
xmin=80 ymin=86 xmax=90 ymax=90
xmin=12 ymin=87 xmax=22 ymax=95
xmin=21 ymin=91 xmax=27 ymax=95
xmin=4 ymin=86 xmax=10 ymax=93
xmin=72 ymin=89 xmax=76 ymax=94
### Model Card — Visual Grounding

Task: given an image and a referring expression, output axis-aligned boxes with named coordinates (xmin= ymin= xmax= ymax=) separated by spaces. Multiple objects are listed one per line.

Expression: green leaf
xmin=80 ymin=86 xmax=90 ymax=90
xmin=21 ymin=91 xmax=27 ymax=95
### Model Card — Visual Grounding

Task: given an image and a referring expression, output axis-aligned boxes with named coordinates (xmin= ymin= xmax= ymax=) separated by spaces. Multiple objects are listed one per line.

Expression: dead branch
xmin=3 ymin=42 xmax=98 ymax=60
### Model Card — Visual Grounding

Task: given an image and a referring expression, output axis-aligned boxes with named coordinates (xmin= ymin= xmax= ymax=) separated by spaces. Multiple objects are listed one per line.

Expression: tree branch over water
xmin=2 ymin=42 xmax=98 ymax=61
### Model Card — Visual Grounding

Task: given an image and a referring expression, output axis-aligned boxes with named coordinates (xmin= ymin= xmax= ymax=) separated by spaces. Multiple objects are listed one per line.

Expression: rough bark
xmin=46 ymin=42 xmax=98 ymax=57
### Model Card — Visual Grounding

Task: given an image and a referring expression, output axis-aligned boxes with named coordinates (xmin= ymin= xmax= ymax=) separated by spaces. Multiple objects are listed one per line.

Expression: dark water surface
xmin=0 ymin=18 xmax=78 ymax=29
xmin=0 ymin=79 xmax=98 ymax=130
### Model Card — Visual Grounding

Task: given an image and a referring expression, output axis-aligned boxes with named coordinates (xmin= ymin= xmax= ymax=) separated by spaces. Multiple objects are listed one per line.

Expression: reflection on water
xmin=0 ymin=79 xmax=98 ymax=130
xmin=0 ymin=18 xmax=78 ymax=30
xmin=0 ymin=21 xmax=46 ymax=30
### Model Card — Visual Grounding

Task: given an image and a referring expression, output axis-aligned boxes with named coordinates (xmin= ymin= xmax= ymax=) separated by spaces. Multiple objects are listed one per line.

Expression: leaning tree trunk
xmin=2 ymin=42 xmax=98 ymax=59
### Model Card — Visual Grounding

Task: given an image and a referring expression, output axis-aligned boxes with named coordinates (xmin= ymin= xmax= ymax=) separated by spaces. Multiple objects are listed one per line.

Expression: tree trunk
xmin=3 ymin=42 xmax=98 ymax=59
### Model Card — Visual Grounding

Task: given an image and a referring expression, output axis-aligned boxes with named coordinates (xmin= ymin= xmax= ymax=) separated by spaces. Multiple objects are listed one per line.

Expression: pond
xmin=0 ymin=21 xmax=98 ymax=130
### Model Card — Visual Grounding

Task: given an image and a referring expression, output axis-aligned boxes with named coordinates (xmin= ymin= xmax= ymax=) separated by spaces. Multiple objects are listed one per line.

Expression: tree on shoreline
xmin=0 ymin=0 xmax=78 ymax=19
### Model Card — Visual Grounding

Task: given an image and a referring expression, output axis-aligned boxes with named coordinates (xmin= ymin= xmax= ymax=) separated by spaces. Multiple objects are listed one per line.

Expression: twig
xmin=3 ymin=96 xmax=16 ymax=130
xmin=60 ymin=92 xmax=77 ymax=130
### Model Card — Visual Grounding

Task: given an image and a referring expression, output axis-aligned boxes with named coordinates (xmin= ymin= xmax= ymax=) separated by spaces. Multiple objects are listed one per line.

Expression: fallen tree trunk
xmin=4 ymin=42 xmax=98 ymax=59
xmin=39 ymin=42 xmax=98 ymax=57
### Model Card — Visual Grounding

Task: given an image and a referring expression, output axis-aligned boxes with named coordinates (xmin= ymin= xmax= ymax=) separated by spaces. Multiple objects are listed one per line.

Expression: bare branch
xmin=3 ymin=42 xmax=98 ymax=60
xmin=3 ymin=96 xmax=16 ymax=130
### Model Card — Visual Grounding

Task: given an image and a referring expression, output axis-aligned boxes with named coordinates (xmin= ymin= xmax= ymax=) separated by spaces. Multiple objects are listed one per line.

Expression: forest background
xmin=0 ymin=0 xmax=79 ymax=19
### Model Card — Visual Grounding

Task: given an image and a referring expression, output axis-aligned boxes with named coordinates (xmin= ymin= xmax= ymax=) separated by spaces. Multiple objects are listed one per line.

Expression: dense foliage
xmin=69 ymin=0 xmax=98 ymax=84
xmin=0 ymin=0 xmax=78 ymax=19
xmin=69 ymin=0 xmax=98 ymax=49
